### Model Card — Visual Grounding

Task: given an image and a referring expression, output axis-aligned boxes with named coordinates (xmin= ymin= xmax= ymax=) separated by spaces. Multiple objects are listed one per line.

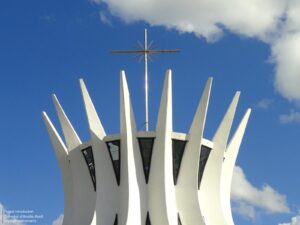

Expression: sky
xmin=1 ymin=0 xmax=300 ymax=225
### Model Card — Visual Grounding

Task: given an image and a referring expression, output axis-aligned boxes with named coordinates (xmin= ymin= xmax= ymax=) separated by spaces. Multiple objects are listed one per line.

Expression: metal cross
xmin=112 ymin=29 xmax=180 ymax=131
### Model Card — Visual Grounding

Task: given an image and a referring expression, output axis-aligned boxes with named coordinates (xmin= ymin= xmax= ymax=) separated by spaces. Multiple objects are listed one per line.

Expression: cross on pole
xmin=112 ymin=29 xmax=180 ymax=131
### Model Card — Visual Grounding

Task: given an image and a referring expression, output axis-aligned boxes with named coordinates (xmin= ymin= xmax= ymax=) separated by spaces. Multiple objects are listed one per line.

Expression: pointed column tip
xmin=120 ymin=70 xmax=126 ymax=79
xmin=41 ymin=112 xmax=52 ymax=130
xmin=80 ymin=75 xmax=106 ymax=139
xmin=51 ymin=93 xmax=82 ymax=149
xmin=165 ymin=69 xmax=172 ymax=80
xmin=52 ymin=94 xmax=62 ymax=111
xmin=52 ymin=93 xmax=57 ymax=101
xmin=233 ymin=91 xmax=241 ymax=101
xmin=79 ymin=79 xmax=86 ymax=90
xmin=245 ymin=108 xmax=252 ymax=117
xmin=205 ymin=77 xmax=213 ymax=87
xmin=120 ymin=71 xmax=127 ymax=87
xmin=231 ymin=91 xmax=241 ymax=108
xmin=41 ymin=111 xmax=48 ymax=119
xmin=41 ymin=111 xmax=53 ymax=131
xmin=42 ymin=110 xmax=69 ymax=156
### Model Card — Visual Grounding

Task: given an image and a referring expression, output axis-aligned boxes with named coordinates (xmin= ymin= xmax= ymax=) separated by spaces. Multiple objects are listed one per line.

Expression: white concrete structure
xmin=43 ymin=69 xmax=251 ymax=225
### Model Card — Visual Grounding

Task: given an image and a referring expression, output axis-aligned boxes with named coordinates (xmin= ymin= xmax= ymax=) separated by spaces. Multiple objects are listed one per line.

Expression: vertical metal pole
xmin=144 ymin=29 xmax=149 ymax=131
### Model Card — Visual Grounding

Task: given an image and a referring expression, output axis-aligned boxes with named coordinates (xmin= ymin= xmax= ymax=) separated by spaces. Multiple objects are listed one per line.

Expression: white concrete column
xmin=148 ymin=70 xmax=178 ymax=225
xmin=50 ymin=95 xmax=97 ymax=225
xmin=42 ymin=112 xmax=74 ymax=225
xmin=176 ymin=78 xmax=212 ymax=225
xmin=80 ymin=79 xmax=117 ymax=225
xmin=119 ymin=71 xmax=147 ymax=225
xmin=221 ymin=109 xmax=251 ymax=225
xmin=199 ymin=92 xmax=240 ymax=225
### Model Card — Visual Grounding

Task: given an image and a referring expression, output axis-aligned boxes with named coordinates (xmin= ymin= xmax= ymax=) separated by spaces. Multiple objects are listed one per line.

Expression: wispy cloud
xmin=91 ymin=0 xmax=300 ymax=102
xmin=52 ymin=214 xmax=64 ymax=225
xmin=232 ymin=201 xmax=256 ymax=219
xmin=279 ymin=210 xmax=300 ymax=225
xmin=279 ymin=110 xmax=300 ymax=124
xmin=232 ymin=166 xmax=290 ymax=219
xmin=256 ymin=98 xmax=273 ymax=110
xmin=99 ymin=11 xmax=112 ymax=26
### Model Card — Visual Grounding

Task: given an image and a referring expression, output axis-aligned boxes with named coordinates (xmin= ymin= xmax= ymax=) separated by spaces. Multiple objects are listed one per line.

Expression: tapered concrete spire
xmin=213 ymin=92 xmax=240 ymax=144
xmin=119 ymin=71 xmax=147 ymax=225
xmin=221 ymin=108 xmax=251 ymax=225
xmin=43 ymin=109 xmax=97 ymax=225
xmin=176 ymin=78 xmax=212 ymax=225
xmin=148 ymin=70 xmax=178 ymax=225
xmin=42 ymin=112 xmax=73 ymax=225
xmin=52 ymin=94 xmax=82 ymax=150
xmin=79 ymin=79 xmax=117 ymax=225
xmin=42 ymin=112 xmax=69 ymax=157
xmin=79 ymin=79 xmax=106 ymax=139
xmin=199 ymin=92 xmax=240 ymax=225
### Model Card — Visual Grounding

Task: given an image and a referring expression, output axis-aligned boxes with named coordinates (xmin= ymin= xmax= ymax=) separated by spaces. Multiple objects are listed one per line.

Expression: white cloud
xmin=92 ymin=0 xmax=300 ymax=102
xmin=256 ymin=98 xmax=273 ymax=110
xmin=232 ymin=201 xmax=256 ymax=219
xmin=0 ymin=203 xmax=25 ymax=225
xmin=271 ymin=33 xmax=300 ymax=101
xmin=231 ymin=166 xmax=290 ymax=219
xmin=52 ymin=214 xmax=64 ymax=225
xmin=92 ymin=0 xmax=285 ymax=41
xmin=99 ymin=11 xmax=112 ymax=26
xmin=279 ymin=210 xmax=300 ymax=225
xmin=279 ymin=110 xmax=300 ymax=123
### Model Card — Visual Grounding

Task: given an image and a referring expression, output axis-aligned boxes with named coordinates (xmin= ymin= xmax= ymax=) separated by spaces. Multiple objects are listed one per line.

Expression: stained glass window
xmin=172 ymin=140 xmax=187 ymax=185
xmin=81 ymin=146 xmax=96 ymax=191
xmin=106 ymin=140 xmax=121 ymax=185
xmin=198 ymin=145 xmax=212 ymax=188
xmin=138 ymin=138 xmax=155 ymax=183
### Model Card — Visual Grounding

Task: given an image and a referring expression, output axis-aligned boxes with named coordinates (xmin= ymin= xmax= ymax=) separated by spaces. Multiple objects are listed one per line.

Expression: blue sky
xmin=1 ymin=0 xmax=300 ymax=225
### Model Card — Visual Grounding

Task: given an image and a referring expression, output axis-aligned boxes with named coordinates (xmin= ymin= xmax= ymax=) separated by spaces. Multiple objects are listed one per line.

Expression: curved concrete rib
xmin=52 ymin=95 xmax=82 ymax=150
xmin=52 ymin=95 xmax=96 ymax=225
xmin=119 ymin=71 xmax=147 ymax=225
xmin=221 ymin=108 xmax=251 ymax=225
xmin=68 ymin=144 xmax=97 ymax=225
xmin=44 ymin=105 xmax=97 ymax=225
xmin=42 ymin=112 xmax=73 ymax=225
xmin=79 ymin=79 xmax=118 ymax=225
xmin=148 ymin=70 xmax=178 ymax=225
xmin=176 ymin=78 xmax=212 ymax=225
xmin=199 ymin=92 xmax=240 ymax=225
